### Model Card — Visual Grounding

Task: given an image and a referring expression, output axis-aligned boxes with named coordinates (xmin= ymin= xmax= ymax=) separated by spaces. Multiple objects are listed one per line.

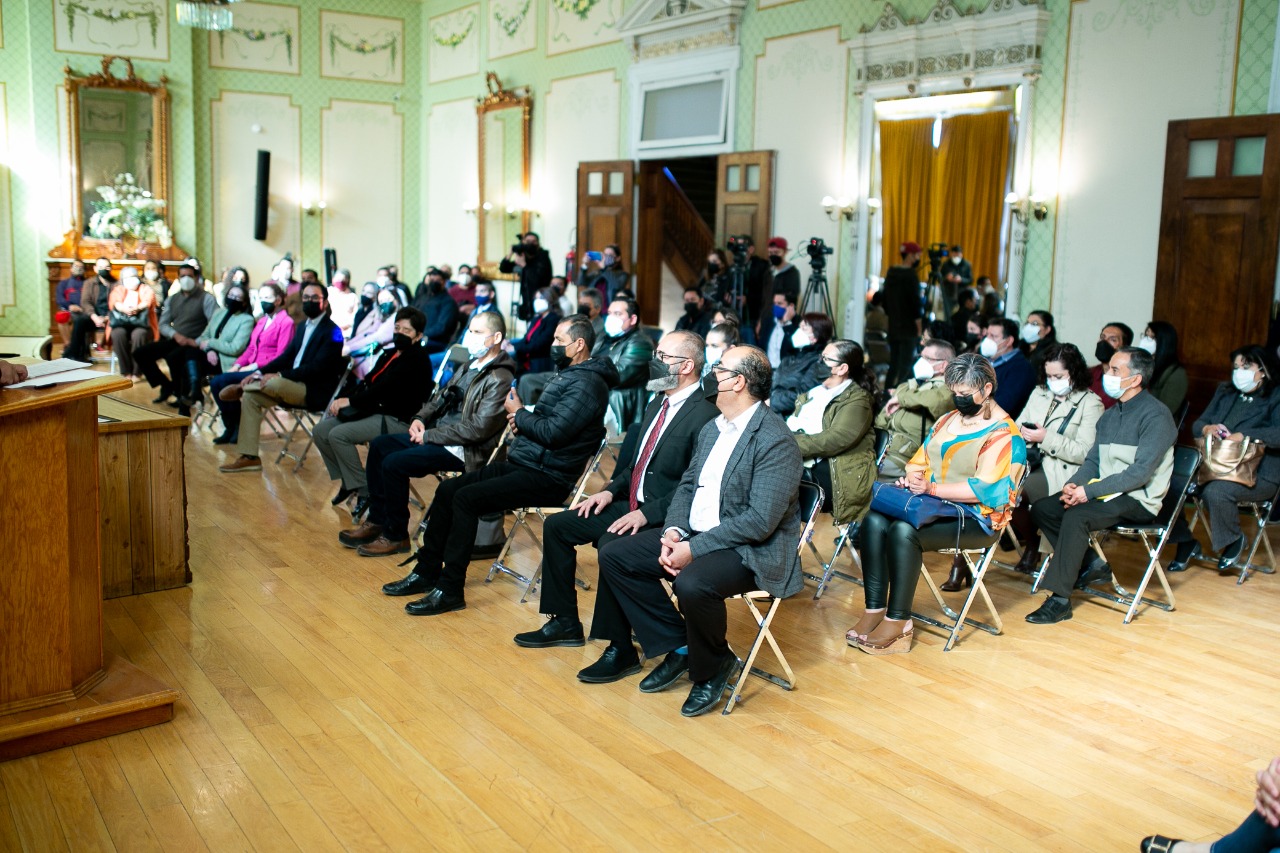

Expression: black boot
xmin=940 ymin=555 xmax=972 ymax=592
xmin=1013 ymin=534 xmax=1042 ymax=575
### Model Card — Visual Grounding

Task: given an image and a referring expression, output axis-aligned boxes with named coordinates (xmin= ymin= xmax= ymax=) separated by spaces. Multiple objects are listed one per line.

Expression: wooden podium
xmin=0 ymin=375 xmax=179 ymax=760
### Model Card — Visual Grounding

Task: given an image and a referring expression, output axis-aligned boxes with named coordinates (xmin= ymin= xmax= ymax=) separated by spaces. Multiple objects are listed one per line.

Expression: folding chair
xmin=808 ymin=429 xmax=887 ymax=599
xmin=190 ymin=383 xmax=222 ymax=433
xmin=275 ymin=407 xmax=323 ymax=472
xmin=412 ymin=424 xmax=513 ymax=546
xmin=722 ymin=480 xmax=824 ymax=714
xmin=912 ymin=469 xmax=1028 ymax=651
xmin=1075 ymin=445 xmax=1201 ymax=622
xmin=1186 ymin=477 xmax=1280 ymax=585
xmin=484 ymin=437 xmax=607 ymax=602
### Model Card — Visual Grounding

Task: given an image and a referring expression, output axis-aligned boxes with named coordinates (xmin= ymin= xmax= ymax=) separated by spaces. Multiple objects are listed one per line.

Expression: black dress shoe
xmin=513 ymin=616 xmax=585 ymax=648
xmin=1140 ymin=835 xmax=1182 ymax=853
xmin=639 ymin=651 xmax=689 ymax=693
xmin=577 ymin=645 xmax=641 ymax=683
xmin=152 ymin=386 xmax=173 ymax=404
xmin=212 ymin=431 xmax=236 ymax=445
xmin=1218 ymin=535 xmax=1247 ymax=571
xmin=404 ymin=587 xmax=466 ymax=616
xmin=1167 ymin=540 xmax=1201 ymax=572
xmin=680 ymin=653 xmax=740 ymax=717
xmin=382 ymin=572 xmax=434 ymax=597
xmin=331 ymin=485 xmax=356 ymax=506
xmin=1074 ymin=555 xmax=1113 ymax=589
xmin=351 ymin=496 xmax=369 ymax=522
xmin=1025 ymin=595 xmax=1073 ymax=624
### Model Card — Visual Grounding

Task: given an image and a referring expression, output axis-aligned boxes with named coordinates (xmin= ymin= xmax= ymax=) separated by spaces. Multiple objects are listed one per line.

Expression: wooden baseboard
xmin=0 ymin=655 xmax=179 ymax=761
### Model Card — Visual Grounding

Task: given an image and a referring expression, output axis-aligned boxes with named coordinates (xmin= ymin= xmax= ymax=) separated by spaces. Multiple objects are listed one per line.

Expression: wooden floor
xmin=3 ymin=378 xmax=1278 ymax=851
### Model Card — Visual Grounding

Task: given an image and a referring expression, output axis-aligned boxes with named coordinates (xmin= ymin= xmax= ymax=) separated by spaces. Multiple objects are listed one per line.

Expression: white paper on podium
xmin=7 ymin=359 xmax=100 ymax=389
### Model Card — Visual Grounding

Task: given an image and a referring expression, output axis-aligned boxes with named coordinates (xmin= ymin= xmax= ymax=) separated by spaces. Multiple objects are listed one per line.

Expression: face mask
xmin=179 ymin=276 xmax=196 ymax=293
xmin=604 ymin=315 xmax=625 ymax=337
xmin=772 ymin=304 xmax=787 ymax=321
xmin=577 ymin=302 xmax=593 ymax=315
xmin=953 ymin=393 xmax=983 ymax=417
xmin=647 ymin=358 xmax=679 ymax=391
xmin=978 ymin=336 xmax=999 ymax=358
xmin=96 ymin=267 xmax=112 ymax=278
xmin=1046 ymin=376 xmax=1072 ymax=397
xmin=276 ymin=268 xmax=291 ymax=283
xmin=378 ymin=301 xmax=395 ymax=317
xmin=683 ymin=302 xmax=700 ymax=317
xmin=965 ymin=333 xmax=980 ymax=349
xmin=1101 ymin=373 xmax=1128 ymax=399
xmin=1021 ymin=323 xmax=1041 ymax=344
xmin=463 ymin=332 xmax=491 ymax=358
xmin=260 ymin=300 xmax=275 ymax=315
xmin=1137 ymin=335 xmax=1158 ymax=355
xmin=814 ymin=360 xmax=833 ymax=381
xmin=1234 ymin=367 xmax=1260 ymax=393
xmin=144 ymin=269 xmax=159 ymax=281
xmin=455 ymin=274 xmax=471 ymax=287
xmin=124 ymin=278 xmax=140 ymax=290
xmin=533 ymin=297 xmax=550 ymax=314
xmin=707 ymin=262 xmax=721 ymax=274
xmin=377 ymin=276 xmax=390 ymax=288
xmin=474 ymin=294 xmax=491 ymax=306
xmin=550 ymin=344 xmax=572 ymax=370
xmin=769 ymin=255 xmax=783 ymax=267
xmin=302 ymin=300 xmax=324 ymax=319
xmin=912 ymin=357 xmax=934 ymax=382
xmin=225 ymin=296 xmax=245 ymax=313
xmin=1095 ymin=340 xmax=1116 ymax=365
xmin=602 ymin=256 xmax=615 ymax=268
xmin=705 ymin=346 xmax=723 ymax=367
xmin=791 ymin=328 xmax=812 ymax=349
xmin=392 ymin=333 xmax=413 ymax=350
xmin=360 ymin=294 xmax=374 ymax=309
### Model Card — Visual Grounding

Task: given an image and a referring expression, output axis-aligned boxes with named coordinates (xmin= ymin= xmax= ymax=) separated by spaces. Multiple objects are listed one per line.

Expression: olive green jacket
xmin=874 ymin=376 xmax=955 ymax=478
xmin=792 ymin=384 xmax=876 ymax=524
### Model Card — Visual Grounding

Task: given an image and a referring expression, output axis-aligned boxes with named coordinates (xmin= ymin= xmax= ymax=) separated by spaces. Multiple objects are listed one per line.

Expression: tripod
xmin=800 ymin=266 xmax=833 ymax=319
xmin=728 ymin=255 xmax=749 ymax=325
xmin=922 ymin=263 xmax=943 ymax=323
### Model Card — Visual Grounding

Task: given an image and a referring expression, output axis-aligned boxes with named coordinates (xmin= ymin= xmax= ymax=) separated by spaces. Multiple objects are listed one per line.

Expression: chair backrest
xmin=795 ymin=481 xmax=824 ymax=554
xmin=565 ymin=437 xmax=609 ymax=509
xmin=873 ymin=428 xmax=889 ymax=465
xmin=1173 ymin=399 xmax=1191 ymax=432
xmin=1154 ymin=445 xmax=1202 ymax=528
xmin=487 ymin=423 xmax=514 ymax=465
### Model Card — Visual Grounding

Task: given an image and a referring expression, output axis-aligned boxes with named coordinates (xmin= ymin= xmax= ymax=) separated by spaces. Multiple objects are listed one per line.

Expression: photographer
xmin=767 ymin=237 xmax=800 ymax=307
xmin=883 ymin=241 xmax=925 ymax=387
xmin=576 ymin=244 xmax=630 ymax=305
xmin=736 ymin=235 xmax=770 ymax=339
xmin=499 ymin=231 xmax=553 ymax=321
xmin=938 ymin=244 xmax=971 ymax=321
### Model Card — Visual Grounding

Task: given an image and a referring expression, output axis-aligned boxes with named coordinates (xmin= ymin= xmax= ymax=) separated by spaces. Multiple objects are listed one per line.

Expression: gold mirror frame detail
xmin=476 ymin=71 xmax=531 ymax=276
xmin=63 ymin=56 xmax=172 ymax=242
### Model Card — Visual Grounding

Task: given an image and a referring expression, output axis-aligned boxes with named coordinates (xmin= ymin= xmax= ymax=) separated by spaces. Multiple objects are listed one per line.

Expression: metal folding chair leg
xmin=276 ymin=409 xmax=318 ymax=473
xmin=723 ymin=594 xmax=794 ymax=715
xmin=807 ymin=522 xmax=864 ymax=599
xmin=1236 ymin=502 xmax=1277 ymax=584
xmin=264 ymin=408 xmax=288 ymax=439
xmin=1078 ymin=533 xmax=1176 ymax=622
xmin=913 ymin=545 xmax=1004 ymax=651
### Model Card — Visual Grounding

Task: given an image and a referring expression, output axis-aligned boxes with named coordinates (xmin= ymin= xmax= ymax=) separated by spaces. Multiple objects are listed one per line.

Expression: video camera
xmin=726 ymin=234 xmax=751 ymax=267
xmin=805 ymin=237 xmax=833 ymax=271
xmin=927 ymin=242 xmax=950 ymax=268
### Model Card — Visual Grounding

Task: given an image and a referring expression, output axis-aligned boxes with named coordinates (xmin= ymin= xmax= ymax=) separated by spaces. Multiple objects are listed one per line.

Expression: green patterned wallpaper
xmin=1237 ymin=0 xmax=1278 ymax=115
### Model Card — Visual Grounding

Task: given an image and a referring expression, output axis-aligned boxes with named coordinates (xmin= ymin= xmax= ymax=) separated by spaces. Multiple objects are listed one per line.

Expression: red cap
xmin=767 ymin=237 xmax=788 ymax=251
xmin=900 ymin=241 xmax=923 ymax=255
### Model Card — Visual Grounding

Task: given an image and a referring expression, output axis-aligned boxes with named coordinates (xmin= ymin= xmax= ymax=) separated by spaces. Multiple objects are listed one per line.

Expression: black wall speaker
xmin=253 ymin=149 xmax=270 ymax=241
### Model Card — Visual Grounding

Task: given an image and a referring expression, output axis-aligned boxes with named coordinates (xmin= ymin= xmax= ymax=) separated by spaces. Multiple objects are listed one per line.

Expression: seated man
xmin=1027 ymin=346 xmax=1176 ymax=624
xmin=412 ymin=267 xmax=460 ymax=353
xmin=134 ymin=266 xmax=218 ymax=404
xmin=382 ymin=315 xmax=618 ymax=614
xmin=512 ymin=331 xmax=719 ymax=649
xmin=312 ymin=307 xmax=434 ymax=518
xmin=64 ymin=258 xmax=114 ymax=362
xmin=597 ymin=297 xmax=655 ymax=431
xmin=218 ymin=282 xmax=346 ymax=473
xmin=875 ymin=339 xmax=956 ymax=480
xmin=1089 ymin=321 xmax=1135 ymax=410
xmin=428 ymin=279 xmax=500 ymax=377
xmin=979 ymin=317 xmax=1036 ymax=415
xmin=591 ymin=345 xmax=803 ymax=717
xmin=578 ymin=288 xmax=605 ymax=342
xmin=675 ymin=287 xmax=713 ymax=337
xmin=342 ymin=311 xmax=516 ymax=555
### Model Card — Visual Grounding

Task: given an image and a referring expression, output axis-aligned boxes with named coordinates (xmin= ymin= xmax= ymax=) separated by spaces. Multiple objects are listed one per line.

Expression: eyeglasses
xmin=820 ymin=356 xmax=842 ymax=366
xmin=301 ymin=297 xmax=323 ymax=303
xmin=654 ymin=351 xmax=690 ymax=364
xmin=712 ymin=365 xmax=743 ymax=380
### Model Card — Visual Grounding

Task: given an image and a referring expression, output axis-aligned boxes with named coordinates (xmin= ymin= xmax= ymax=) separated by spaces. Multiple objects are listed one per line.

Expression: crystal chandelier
xmin=175 ymin=0 xmax=240 ymax=31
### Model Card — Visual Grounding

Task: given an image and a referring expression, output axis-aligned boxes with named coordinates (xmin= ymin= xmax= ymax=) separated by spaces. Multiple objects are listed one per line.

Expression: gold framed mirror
xmin=476 ymin=72 xmax=531 ymax=274
xmin=64 ymin=56 xmax=172 ymax=241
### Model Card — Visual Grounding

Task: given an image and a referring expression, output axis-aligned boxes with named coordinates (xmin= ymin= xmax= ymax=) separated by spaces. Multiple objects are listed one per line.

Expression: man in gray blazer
xmin=593 ymin=345 xmax=803 ymax=717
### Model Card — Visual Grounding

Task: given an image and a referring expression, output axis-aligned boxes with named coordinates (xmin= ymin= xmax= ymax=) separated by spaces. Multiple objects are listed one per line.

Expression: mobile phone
xmin=585 ymin=251 xmax=603 ymax=263
xmin=1021 ymin=422 xmax=1038 ymax=430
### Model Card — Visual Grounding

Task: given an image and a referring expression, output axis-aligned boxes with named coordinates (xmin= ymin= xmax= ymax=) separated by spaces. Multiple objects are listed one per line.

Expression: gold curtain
xmin=879 ymin=110 xmax=1012 ymax=292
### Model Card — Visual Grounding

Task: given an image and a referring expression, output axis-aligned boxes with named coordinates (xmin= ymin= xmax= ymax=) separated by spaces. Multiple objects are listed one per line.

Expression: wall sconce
xmin=1005 ymin=191 xmax=1049 ymax=223
xmin=302 ymin=199 xmax=327 ymax=217
xmin=822 ymin=195 xmax=854 ymax=221
xmin=866 ymin=197 xmax=882 ymax=217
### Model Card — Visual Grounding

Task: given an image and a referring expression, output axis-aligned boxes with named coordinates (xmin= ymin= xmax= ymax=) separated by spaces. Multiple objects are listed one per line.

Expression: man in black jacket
xmin=499 ymin=231 xmax=553 ymax=321
xmin=411 ymin=267 xmax=460 ymax=353
xmin=311 ymin=307 xmax=434 ymax=516
xmin=383 ymin=315 xmax=618 ymax=615
xmin=219 ymin=282 xmax=346 ymax=472
xmin=883 ymin=240 xmax=924 ymax=387
xmin=513 ymin=329 xmax=719 ymax=649
xmin=596 ymin=297 xmax=655 ymax=430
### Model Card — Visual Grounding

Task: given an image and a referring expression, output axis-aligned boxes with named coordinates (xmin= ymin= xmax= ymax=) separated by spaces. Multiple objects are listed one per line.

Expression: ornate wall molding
xmin=616 ymin=0 xmax=746 ymax=60
xmin=851 ymin=0 xmax=1050 ymax=94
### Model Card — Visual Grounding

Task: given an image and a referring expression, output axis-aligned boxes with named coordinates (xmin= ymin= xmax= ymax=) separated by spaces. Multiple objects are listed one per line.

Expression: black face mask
xmin=814 ymin=361 xmax=833 ymax=381
xmin=360 ymin=294 xmax=374 ymax=309
xmin=769 ymin=255 xmax=783 ymax=267
xmin=1095 ymin=340 xmax=1115 ymax=365
xmin=392 ymin=333 xmax=413 ymax=350
xmin=683 ymin=302 xmax=700 ymax=316
xmin=965 ymin=333 xmax=981 ymax=349
xmin=260 ymin=300 xmax=275 ymax=315
xmin=550 ymin=344 xmax=572 ymax=370
xmin=97 ymin=269 xmax=114 ymax=282
xmin=707 ymin=262 xmax=721 ymax=274
xmin=953 ymin=393 xmax=983 ymax=417
xmin=302 ymin=301 xmax=323 ymax=319
xmin=578 ymin=303 xmax=592 ymax=314
xmin=647 ymin=358 xmax=674 ymax=382
xmin=225 ymin=297 xmax=246 ymax=314
xmin=378 ymin=301 xmax=395 ymax=317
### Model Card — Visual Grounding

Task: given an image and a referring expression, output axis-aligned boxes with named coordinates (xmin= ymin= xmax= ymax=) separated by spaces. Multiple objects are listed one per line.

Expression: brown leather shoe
xmin=940 ymin=555 xmax=972 ymax=592
xmin=357 ymin=536 xmax=411 ymax=557
xmin=218 ymin=383 xmax=244 ymax=402
xmin=219 ymin=455 xmax=262 ymax=473
xmin=338 ymin=521 xmax=383 ymax=548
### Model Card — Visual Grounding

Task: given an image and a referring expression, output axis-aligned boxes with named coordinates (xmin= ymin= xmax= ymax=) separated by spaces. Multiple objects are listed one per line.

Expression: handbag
xmin=1025 ymin=401 xmax=1078 ymax=471
xmin=109 ymin=308 xmax=148 ymax=330
xmin=869 ymin=481 xmax=964 ymax=528
xmin=1199 ymin=433 xmax=1265 ymax=487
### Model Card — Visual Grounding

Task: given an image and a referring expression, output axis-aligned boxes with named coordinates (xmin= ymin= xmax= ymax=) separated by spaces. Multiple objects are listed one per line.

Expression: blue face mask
xmin=772 ymin=304 xmax=786 ymax=320
xmin=474 ymin=294 xmax=490 ymax=306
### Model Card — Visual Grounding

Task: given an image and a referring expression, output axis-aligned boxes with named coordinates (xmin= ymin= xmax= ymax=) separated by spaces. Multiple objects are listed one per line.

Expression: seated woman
xmin=1140 ymin=320 xmax=1188 ymax=417
xmin=787 ymin=339 xmax=878 ymax=525
xmin=769 ymin=313 xmax=833 ymax=417
xmin=172 ymin=284 xmax=254 ymax=416
xmin=1166 ymin=344 xmax=1280 ymax=572
xmin=1008 ymin=342 xmax=1104 ymax=575
xmin=107 ymin=268 xmax=159 ymax=381
xmin=1020 ymin=309 xmax=1059 ymax=372
xmin=345 ymin=286 xmax=406 ymax=379
xmin=211 ymin=283 xmax=294 ymax=444
xmin=505 ymin=286 xmax=559 ymax=374
xmin=848 ymin=353 xmax=1026 ymax=655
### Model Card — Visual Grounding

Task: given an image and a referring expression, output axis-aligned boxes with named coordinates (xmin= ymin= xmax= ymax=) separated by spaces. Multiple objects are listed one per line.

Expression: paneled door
xmin=576 ymin=160 xmax=635 ymax=279
xmin=715 ymin=151 xmax=775 ymax=249
xmin=1154 ymin=116 xmax=1280 ymax=426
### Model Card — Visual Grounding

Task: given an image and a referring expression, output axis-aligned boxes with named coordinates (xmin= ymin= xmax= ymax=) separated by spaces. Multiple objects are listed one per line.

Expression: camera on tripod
xmin=726 ymin=235 xmax=751 ymax=267
xmin=806 ymin=237 xmax=833 ymax=270
xmin=927 ymin=242 xmax=950 ymax=268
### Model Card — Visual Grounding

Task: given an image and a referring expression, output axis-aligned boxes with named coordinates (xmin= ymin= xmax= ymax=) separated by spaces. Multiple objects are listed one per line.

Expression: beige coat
xmin=1016 ymin=386 xmax=1105 ymax=494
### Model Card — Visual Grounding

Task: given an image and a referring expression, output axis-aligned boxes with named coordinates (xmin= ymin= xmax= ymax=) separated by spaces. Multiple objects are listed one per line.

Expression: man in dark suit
xmin=589 ymin=345 xmax=803 ymax=717
xmin=219 ymin=282 xmax=346 ymax=472
xmin=512 ymin=330 xmax=719 ymax=650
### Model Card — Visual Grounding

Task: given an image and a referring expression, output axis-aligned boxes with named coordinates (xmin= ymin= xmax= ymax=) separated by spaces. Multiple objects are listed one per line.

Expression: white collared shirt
xmin=633 ymin=381 xmax=700 ymax=503
xmin=688 ymin=401 xmax=761 ymax=532
xmin=292 ymin=315 xmax=321 ymax=369
xmin=767 ymin=323 xmax=785 ymax=367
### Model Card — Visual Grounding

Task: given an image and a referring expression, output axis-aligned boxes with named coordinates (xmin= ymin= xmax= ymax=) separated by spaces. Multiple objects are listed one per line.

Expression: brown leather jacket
xmin=415 ymin=351 xmax=517 ymax=471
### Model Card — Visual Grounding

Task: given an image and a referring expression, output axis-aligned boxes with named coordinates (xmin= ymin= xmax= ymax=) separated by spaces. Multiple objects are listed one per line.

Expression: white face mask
xmin=791 ymin=328 xmax=813 ymax=349
xmin=705 ymin=345 xmax=723 ymax=367
xmin=1020 ymin=323 xmax=1041 ymax=344
xmin=377 ymin=275 xmax=390 ymax=288
xmin=124 ymin=277 xmax=140 ymax=290
xmin=1102 ymin=373 xmax=1128 ymax=399
xmin=1046 ymin=376 xmax=1072 ymax=397
xmin=533 ymin=297 xmax=550 ymax=314
xmin=1233 ymin=367 xmax=1260 ymax=393
xmin=455 ymin=273 xmax=471 ymax=287
xmin=604 ymin=314 xmax=625 ymax=337
xmin=1137 ymin=335 xmax=1158 ymax=355
xmin=144 ymin=269 xmax=159 ymax=281
xmin=179 ymin=275 xmax=197 ymax=292
xmin=978 ymin=336 xmax=999 ymax=358
xmin=463 ymin=332 xmax=491 ymax=358
xmin=911 ymin=357 xmax=934 ymax=382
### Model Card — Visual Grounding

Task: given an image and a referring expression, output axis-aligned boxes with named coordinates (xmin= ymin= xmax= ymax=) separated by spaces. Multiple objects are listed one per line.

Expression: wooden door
xmin=1154 ymin=116 xmax=1280 ymax=424
xmin=715 ymin=151 xmax=774 ymax=248
xmin=576 ymin=160 xmax=635 ymax=285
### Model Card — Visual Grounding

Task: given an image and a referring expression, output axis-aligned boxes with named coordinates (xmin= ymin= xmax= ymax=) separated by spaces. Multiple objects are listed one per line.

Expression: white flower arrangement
xmin=88 ymin=172 xmax=173 ymax=248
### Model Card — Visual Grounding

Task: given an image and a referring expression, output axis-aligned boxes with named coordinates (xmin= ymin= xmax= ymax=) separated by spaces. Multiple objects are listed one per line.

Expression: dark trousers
xmin=1169 ymin=479 xmax=1279 ymax=553
xmin=210 ymin=370 xmax=251 ymax=436
xmin=537 ymin=501 xmax=638 ymax=618
xmin=109 ymin=326 xmax=151 ymax=375
xmin=597 ymin=528 xmax=757 ymax=681
xmin=65 ymin=315 xmax=100 ymax=361
xmin=417 ymin=461 xmax=569 ymax=596
xmin=366 ymin=434 xmax=466 ymax=541
xmin=861 ymin=510 xmax=996 ymax=620
xmin=166 ymin=345 xmax=214 ymax=400
xmin=1211 ymin=810 xmax=1280 ymax=853
xmin=886 ymin=337 xmax=917 ymax=388
xmin=134 ymin=338 xmax=182 ymax=390
xmin=1030 ymin=493 xmax=1154 ymax=598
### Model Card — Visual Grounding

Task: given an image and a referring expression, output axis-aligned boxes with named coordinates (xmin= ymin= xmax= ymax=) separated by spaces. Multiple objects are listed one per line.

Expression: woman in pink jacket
xmin=209 ymin=283 xmax=295 ymax=444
